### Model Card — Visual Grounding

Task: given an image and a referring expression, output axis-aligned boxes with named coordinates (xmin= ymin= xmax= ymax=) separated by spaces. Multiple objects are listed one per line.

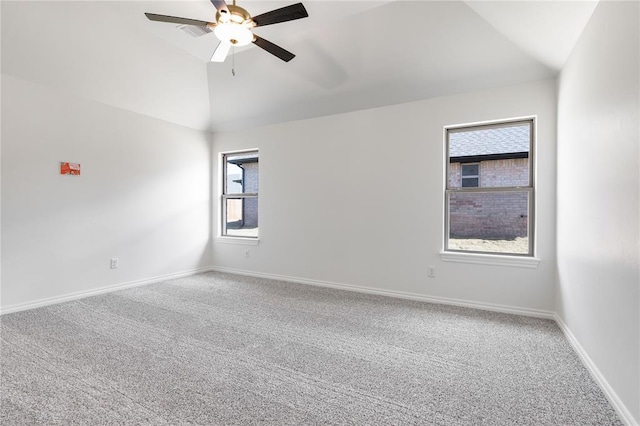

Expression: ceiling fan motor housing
xmin=215 ymin=5 xmax=254 ymax=45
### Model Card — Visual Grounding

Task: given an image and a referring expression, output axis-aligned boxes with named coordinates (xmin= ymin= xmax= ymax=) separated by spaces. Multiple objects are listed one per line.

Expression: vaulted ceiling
xmin=1 ymin=1 xmax=598 ymax=132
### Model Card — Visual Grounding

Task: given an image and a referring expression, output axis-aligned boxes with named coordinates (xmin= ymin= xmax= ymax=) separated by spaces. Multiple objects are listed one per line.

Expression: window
xmin=461 ymin=163 xmax=479 ymax=187
xmin=445 ymin=119 xmax=534 ymax=256
xmin=221 ymin=150 xmax=258 ymax=238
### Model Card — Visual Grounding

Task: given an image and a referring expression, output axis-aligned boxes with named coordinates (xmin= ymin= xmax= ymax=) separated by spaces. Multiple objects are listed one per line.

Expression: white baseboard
xmin=0 ymin=266 xmax=214 ymax=315
xmin=554 ymin=314 xmax=638 ymax=426
xmin=210 ymin=266 xmax=555 ymax=319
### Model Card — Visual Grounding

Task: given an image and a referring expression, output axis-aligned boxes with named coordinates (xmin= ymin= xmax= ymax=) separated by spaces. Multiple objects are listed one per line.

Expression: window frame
xmin=221 ymin=149 xmax=259 ymax=240
xmin=444 ymin=118 xmax=535 ymax=258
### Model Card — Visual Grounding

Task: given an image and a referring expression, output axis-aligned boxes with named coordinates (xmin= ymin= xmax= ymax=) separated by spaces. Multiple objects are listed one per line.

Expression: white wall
xmin=1 ymin=1 xmax=211 ymax=131
xmin=556 ymin=1 xmax=640 ymax=424
xmin=212 ymin=79 xmax=557 ymax=313
xmin=1 ymin=74 xmax=212 ymax=310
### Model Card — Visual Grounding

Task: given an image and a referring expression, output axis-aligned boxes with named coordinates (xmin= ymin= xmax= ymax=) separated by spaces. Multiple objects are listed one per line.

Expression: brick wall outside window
xmin=448 ymin=158 xmax=528 ymax=188
xmin=449 ymin=158 xmax=528 ymax=240
xmin=449 ymin=191 xmax=528 ymax=239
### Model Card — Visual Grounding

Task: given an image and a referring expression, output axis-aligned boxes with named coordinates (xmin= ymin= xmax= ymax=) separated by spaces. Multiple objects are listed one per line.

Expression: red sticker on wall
xmin=60 ymin=162 xmax=81 ymax=175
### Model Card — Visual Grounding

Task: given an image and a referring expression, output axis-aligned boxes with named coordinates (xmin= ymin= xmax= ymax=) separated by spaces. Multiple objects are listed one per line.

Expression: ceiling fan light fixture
xmin=230 ymin=13 xmax=245 ymax=24
xmin=214 ymin=22 xmax=253 ymax=46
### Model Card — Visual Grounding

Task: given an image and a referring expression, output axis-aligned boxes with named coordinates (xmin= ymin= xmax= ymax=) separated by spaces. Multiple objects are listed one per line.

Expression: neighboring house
xmin=226 ymin=153 xmax=259 ymax=230
xmin=448 ymin=125 xmax=530 ymax=240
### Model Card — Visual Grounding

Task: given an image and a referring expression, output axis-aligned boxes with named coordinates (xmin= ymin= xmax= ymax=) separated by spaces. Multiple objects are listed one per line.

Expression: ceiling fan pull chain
xmin=232 ymin=46 xmax=236 ymax=76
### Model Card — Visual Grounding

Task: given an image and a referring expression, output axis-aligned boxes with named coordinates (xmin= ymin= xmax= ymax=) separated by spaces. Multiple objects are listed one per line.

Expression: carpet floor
xmin=1 ymin=272 xmax=622 ymax=425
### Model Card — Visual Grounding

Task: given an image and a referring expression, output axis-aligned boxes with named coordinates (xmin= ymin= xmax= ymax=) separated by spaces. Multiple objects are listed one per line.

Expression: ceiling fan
xmin=145 ymin=0 xmax=308 ymax=63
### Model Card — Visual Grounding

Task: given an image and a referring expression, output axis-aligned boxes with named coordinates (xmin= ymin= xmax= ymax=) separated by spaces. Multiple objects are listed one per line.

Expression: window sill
xmin=215 ymin=236 xmax=260 ymax=246
xmin=440 ymin=251 xmax=540 ymax=268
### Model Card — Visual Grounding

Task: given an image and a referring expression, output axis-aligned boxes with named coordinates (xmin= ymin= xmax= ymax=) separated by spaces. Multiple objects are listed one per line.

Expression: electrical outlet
xmin=427 ymin=266 xmax=435 ymax=278
xmin=110 ymin=257 xmax=119 ymax=269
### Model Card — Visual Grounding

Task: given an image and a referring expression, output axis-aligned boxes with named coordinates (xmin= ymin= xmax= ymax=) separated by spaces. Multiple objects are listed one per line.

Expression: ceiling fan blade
xmin=210 ymin=0 xmax=229 ymax=14
xmin=145 ymin=13 xmax=215 ymax=27
xmin=211 ymin=41 xmax=231 ymax=63
xmin=252 ymin=35 xmax=295 ymax=62
xmin=252 ymin=3 xmax=308 ymax=27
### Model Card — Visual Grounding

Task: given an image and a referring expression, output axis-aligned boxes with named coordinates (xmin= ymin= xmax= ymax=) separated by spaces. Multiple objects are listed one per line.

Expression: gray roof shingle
xmin=449 ymin=124 xmax=530 ymax=158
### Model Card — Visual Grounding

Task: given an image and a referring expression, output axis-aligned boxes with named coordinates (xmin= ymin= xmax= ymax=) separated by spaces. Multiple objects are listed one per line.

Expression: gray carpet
xmin=1 ymin=272 xmax=622 ymax=425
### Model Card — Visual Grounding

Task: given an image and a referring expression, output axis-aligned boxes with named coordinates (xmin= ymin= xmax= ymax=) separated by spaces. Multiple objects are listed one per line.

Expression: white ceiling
xmin=464 ymin=0 xmax=599 ymax=70
xmin=2 ymin=1 xmax=599 ymax=132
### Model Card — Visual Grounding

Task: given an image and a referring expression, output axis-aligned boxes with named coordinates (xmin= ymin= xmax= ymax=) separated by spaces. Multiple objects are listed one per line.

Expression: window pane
xmin=461 ymin=177 xmax=479 ymax=187
xmin=448 ymin=123 xmax=530 ymax=188
xmin=225 ymin=152 xmax=259 ymax=194
xmin=225 ymin=162 xmax=243 ymax=194
xmin=461 ymin=164 xmax=479 ymax=177
xmin=448 ymin=190 xmax=529 ymax=254
xmin=225 ymin=197 xmax=258 ymax=238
